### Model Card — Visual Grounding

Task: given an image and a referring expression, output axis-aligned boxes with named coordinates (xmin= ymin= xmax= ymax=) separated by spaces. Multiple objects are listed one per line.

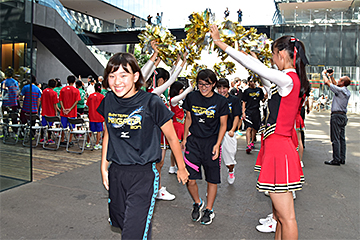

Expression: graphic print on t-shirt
xmin=108 ymin=106 xmax=143 ymax=130
xmin=192 ymin=105 xmax=216 ymax=118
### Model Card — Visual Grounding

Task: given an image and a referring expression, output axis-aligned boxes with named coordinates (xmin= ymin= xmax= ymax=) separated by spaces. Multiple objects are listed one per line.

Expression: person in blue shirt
xmin=1 ymin=67 xmax=20 ymax=127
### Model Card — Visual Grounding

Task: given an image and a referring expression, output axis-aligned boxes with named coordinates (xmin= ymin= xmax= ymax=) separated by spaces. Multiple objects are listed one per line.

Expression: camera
xmin=327 ymin=69 xmax=333 ymax=74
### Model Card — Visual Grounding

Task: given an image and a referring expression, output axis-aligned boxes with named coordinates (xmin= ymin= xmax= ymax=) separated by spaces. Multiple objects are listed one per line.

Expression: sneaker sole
xmin=201 ymin=212 xmax=215 ymax=225
xmin=192 ymin=201 xmax=205 ymax=222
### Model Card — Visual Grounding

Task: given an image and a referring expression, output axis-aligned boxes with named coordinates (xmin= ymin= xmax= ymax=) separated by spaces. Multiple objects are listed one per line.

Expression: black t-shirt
xmin=226 ymin=94 xmax=241 ymax=131
xmin=242 ymin=87 xmax=264 ymax=113
xmin=97 ymin=90 xmax=174 ymax=165
xmin=183 ymin=90 xmax=229 ymax=138
xmin=230 ymin=87 xmax=243 ymax=102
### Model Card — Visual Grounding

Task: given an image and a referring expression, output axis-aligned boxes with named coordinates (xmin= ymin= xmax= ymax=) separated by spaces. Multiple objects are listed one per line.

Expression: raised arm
xmin=171 ymin=79 xmax=194 ymax=106
xmin=141 ymin=41 xmax=160 ymax=80
xmin=152 ymin=52 xmax=187 ymax=96
xmin=210 ymin=25 xmax=293 ymax=96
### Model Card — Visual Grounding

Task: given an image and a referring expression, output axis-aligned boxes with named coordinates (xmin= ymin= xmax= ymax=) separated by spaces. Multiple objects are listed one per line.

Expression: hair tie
xmin=152 ymin=70 xmax=158 ymax=89
xmin=290 ymin=37 xmax=309 ymax=67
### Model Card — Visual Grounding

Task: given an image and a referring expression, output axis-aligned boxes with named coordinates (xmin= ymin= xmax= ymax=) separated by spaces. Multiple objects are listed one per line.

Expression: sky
xmin=160 ymin=0 xmax=277 ymax=28
xmin=156 ymin=0 xmax=277 ymax=79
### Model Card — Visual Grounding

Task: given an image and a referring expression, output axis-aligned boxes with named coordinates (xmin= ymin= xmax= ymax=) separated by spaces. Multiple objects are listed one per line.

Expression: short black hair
xmin=94 ymin=82 xmax=102 ymax=93
xmin=196 ymin=69 xmax=217 ymax=91
xmin=48 ymin=79 xmax=57 ymax=88
xmin=217 ymin=78 xmax=230 ymax=89
xmin=75 ymin=80 xmax=83 ymax=88
xmin=103 ymin=52 xmax=145 ymax=90
xmin=4 ymin=67 xmax=14 ymax=78
xmin=67 ymin=75 xmax=76 ymax=84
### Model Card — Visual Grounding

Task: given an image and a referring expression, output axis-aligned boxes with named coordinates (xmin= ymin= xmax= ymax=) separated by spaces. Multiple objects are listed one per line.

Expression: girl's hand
xmin=212 ymin=144 xmax=220 ymax=160
xmin=102 ymin=170 xmax=109 ymax=190
xmin=228 ymin=130 xmax=234 ymax=137
xmin=180 ymin=140 xmax=186 ymax=151
xmin=209 ymin=25 xmax=221 ymax=41
xmin=151 ymin=40 xmax=159 ymax=53
xmin=177 ymin=168 xmax=190 ymax=185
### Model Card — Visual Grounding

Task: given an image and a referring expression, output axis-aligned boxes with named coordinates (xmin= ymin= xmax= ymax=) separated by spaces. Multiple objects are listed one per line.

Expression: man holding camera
xmin=322 ymin=69 xmax=351 ymax=166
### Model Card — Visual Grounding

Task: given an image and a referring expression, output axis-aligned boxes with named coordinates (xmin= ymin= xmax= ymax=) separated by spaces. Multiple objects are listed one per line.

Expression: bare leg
xmin=96 ymin=132 xmax=101 ymax=145
xmin=186 ymin=180 xmax=200 ymax=203
xmin=206 ymin=182 xmax=218 ymax=210
xmin=227 ymin=164 xmax=235 ymax=172
xmin=297 ymin=131 xmax=304 ymax=161
xmin=270 ymin=192 xmax=298 ymax=240
xmin=246 ymin=127 xmax=251 ymax=145
xmin=251 ymin=129 xmax=257 ymax=143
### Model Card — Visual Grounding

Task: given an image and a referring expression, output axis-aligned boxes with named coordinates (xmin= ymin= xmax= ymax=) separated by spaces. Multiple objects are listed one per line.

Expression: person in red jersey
xmin=86 ymin=82 xmax=104 ymax=149
xmin=59 ymin=75 xmax=81 ymax=145
xmin=40 ymin=79 xmax=59 ymax=143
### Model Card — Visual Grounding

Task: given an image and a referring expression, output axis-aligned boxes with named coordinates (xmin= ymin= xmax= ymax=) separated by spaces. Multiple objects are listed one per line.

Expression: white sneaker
xmin=156 ymin=186 xmax=175 ymax=200
xmin=292 ymin=191 xmax=296 ymax=200
xmin=256 ymin=218 xmax=277 ymax=233
xmin=300 ymin=161 xmax=304 ymax=168
xmin=168 ymin=166 xmax=177 ymax=174
xmin=86 ymin=143 xmax=91 ymax=148
xmin=259 ymin=213 xmax=273 ymax=225
xmin=94 ymin=144 xmax=102 ymax=150
xmin=227 ymin=171 xmax=235 ymax=185
xmin=264 ymin=191 xmax=270 ymax=197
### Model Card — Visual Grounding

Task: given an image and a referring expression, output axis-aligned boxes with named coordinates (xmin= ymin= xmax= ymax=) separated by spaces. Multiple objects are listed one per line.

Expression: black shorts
xmin=244 ymin=110 xmax=261 ymax=131
xmin=108 ymin=162 xmax=159 ymax=240
xmin=77 ymin=108 xmax=84 ymax=114
xmin=184 ymin=135 xmax=221 ymax=184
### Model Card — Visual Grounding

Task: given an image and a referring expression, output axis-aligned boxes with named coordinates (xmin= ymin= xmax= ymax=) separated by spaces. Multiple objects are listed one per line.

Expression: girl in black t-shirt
xmin=98 ymin=52 xmax=189 ymax=239
xmin=181 ymin=69 xmax=229 ymax=225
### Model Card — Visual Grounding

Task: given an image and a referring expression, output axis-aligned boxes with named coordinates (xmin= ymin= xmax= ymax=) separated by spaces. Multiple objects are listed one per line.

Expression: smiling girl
xmin=181 ymin=69 xmax=229 ymax=225
xmin=97 ymin=52 xmax=189 ymax=239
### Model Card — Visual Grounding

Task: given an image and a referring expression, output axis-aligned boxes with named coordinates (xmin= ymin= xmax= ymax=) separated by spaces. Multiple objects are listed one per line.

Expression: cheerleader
xmin=211 ymin=25 xmax=309 ymax=239
xmin=168 ymin=79 xmax=194 ymax=174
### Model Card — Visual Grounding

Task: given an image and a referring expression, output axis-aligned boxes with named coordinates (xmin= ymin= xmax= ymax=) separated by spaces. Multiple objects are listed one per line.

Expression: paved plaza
xmin=0 ymin=111 xmax=359 ymax=239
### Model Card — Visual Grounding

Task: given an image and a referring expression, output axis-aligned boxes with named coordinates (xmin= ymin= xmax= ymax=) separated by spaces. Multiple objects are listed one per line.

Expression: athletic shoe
xmin=40 ymin=138 xmax=45 ymax=143
xmin=292 ymin=191 xmax=296 ymax=200
xmin=236 ymin=130 xmax=243 ymax=136
xmin=227 ymin=171 xmax=235 ymax=185
xmin=47 ymin=139 xmax=55 ymax=144
xmin=264 ymin=191 xmax=270 ymax=197
xmin=156 ymin=186 xmax=175 ymax=201
xmin=246 ymin=145 xmax=252 ymax=154
xmin=201 ymin=209 xmax=215 ymax=225
xmin=168 ymin=166 xmax=178 ymax=174
xmin=259 ymin=213 xmax=273 ymax=225
xmin=300 ymin=161 xmax=304 ymax=168
xmin=191 ymin=199 xmax=204 ymax=222
xmin=94 ymin=144 xmax=102 ymax=150
xmin=250 ymin=142 xmax=255 ymax=149
xmin=86 ymin=143 xmax=91 ymax=148
xmin=256 ymin=218 xmax=277 ymax=233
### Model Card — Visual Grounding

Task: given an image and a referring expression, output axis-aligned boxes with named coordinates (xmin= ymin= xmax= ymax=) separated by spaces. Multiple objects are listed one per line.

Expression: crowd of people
xmin=1 ymin=26 xmax=353 ymax=240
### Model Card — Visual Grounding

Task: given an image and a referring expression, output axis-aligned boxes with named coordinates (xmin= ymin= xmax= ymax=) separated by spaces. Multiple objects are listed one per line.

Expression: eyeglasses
xmin=198 ymin=82 xmax=211 ymax=88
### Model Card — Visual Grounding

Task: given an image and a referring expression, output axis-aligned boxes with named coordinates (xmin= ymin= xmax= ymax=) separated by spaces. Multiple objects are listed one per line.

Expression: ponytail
xmin=272 ymin=36 xmax=310 ymax=97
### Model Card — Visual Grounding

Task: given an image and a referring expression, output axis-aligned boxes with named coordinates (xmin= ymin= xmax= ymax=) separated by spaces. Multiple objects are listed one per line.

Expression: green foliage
xmin=133 ymin=46 xmax=150 ymax=68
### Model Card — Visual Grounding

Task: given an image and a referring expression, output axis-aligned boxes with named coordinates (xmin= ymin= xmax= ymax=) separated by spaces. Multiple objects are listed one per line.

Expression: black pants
xmin=108 ymin=162 xmax=159 ymax=240
xmin=330 ymin=113 xmax=348 ymax=162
